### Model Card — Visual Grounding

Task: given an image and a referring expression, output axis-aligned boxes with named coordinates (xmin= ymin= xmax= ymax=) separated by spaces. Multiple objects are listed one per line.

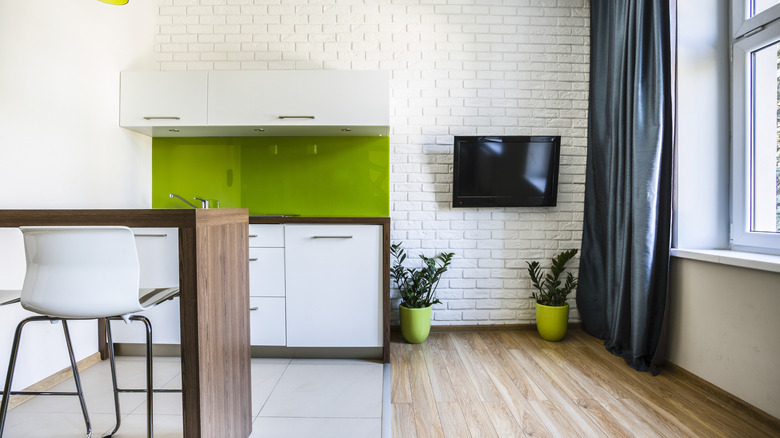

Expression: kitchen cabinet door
xmin=249 ymin=297 xmax=286 ymax=346
xmin=110 ymin=228 xmax=180 ymax=344
xmin=208 ymin=70 xmax=389 ymax=133
xmin=120 ymin=71 xmax=208 ymax=133
xmin=284 ymin=224 xmax=382 ymax=348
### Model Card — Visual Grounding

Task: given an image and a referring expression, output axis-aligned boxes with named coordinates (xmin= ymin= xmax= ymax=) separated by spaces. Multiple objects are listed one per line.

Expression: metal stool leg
xmin=61 ymin=320 xmax=93 ymax=438
xmin=132 ymin=315 xmax=154 ymax=438
xmin=101 ymin=319 xmax=122 ymax=438
xmin=1 ymin=316 xmax=93 ymax=438
xmin=0 ymin=317 xmax=30 ymax=437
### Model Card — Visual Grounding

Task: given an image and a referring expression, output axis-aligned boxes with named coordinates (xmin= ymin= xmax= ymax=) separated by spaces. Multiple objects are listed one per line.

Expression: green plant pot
xmin=535 ymin=302 xmax=569 ymax=341
xmin=400 ymin=305 xmax=432 ymax=344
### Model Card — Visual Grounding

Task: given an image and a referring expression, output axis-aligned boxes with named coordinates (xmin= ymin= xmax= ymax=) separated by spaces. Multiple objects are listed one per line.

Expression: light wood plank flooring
xmin=390 ymin=327 xmax=780 ymax=437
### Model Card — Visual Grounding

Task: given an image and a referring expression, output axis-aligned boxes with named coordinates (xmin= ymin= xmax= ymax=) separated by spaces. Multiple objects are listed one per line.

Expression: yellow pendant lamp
xmin=98 ymin=0 xmax=128 ymax=4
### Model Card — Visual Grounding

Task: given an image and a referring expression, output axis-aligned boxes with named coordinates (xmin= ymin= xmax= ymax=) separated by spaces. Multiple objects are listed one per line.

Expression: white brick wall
xmin=155 ymin=0 xmax=590 ymax=325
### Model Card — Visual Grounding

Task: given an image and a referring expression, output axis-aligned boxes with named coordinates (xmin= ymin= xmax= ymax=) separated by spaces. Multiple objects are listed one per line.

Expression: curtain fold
xmin=577 ymin=0 xmax=675 ymax=374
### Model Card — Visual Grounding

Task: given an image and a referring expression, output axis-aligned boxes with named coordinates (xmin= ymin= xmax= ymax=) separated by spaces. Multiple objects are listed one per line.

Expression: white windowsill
xmin=671 ymin=248 xmax=780 ymax=274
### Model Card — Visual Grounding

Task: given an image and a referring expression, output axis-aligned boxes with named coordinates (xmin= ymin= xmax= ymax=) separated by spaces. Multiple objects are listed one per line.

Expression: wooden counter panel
xmin=0 ymin=209 xmax=196 ymax=227
xmin=180 ymin=219 xmax=251 ymax=438
xmin=195 ymin=209 xmax=249 ymax=227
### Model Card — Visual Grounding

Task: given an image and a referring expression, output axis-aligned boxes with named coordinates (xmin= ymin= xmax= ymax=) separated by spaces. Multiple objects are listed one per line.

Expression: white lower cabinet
xmin=249 ymin=297 xmax=286 ymax=346
xmin=248 ymin=224 xmax=286 ymax=347
xmin=110 ymin=228 xmax=180 ymax=344
xmin=111 ymin=224 xmax=383 ymax=350
xmin=284 ymin=224 xmax=382 ymax=348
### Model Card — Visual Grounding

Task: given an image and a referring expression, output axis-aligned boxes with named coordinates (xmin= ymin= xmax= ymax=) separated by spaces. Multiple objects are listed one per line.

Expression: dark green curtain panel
xmin=577 ymin=0 xmax=675 ymax=373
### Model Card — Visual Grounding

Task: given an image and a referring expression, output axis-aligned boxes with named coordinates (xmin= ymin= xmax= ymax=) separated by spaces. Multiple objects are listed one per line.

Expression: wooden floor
xmin=390 ymin=327 xmax=780 ymax=438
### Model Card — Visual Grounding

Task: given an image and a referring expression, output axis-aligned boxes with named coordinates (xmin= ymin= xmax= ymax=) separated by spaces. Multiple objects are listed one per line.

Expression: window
xmin=753 ymin=0 xmax=780 ymax=17
xmin=731 ymin=1 xmax=780 ymax=253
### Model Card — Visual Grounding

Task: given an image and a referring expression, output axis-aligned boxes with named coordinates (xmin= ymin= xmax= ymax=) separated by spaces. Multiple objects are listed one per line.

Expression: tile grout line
xmin=253 ymin=359 xmax=292 ymax=422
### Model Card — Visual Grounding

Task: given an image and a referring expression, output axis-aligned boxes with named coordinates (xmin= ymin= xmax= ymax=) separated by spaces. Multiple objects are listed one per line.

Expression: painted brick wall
xmin=155 ymin=0 xmax=590 ymax=325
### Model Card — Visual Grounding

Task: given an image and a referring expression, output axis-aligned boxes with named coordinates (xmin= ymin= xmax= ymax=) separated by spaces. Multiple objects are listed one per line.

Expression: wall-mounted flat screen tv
xmin=452 ymin=136 xmax=561 ymax=208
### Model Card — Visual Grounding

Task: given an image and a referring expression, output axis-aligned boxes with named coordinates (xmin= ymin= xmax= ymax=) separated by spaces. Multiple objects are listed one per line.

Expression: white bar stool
xmin=0 ymin=226 xmax=180 ymax=438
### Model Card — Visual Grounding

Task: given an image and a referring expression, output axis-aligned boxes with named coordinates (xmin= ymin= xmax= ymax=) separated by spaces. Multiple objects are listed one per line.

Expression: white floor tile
xmin=102 ymin=413 xmax=183 ymax=438
xmin=129 ymin=391 xmax=183 ymax=416
xmin=3 ymin=357 xmax=385 ymax=437
xmin=249 ymin=417 xmax=381 ymax=438
xmin=1 ymin=411 xmax=120 ymax=438
xmin=250 ymin=362 xmax=288 ymax=416
xmin=258 ymin=363 xmax=383 ymax=419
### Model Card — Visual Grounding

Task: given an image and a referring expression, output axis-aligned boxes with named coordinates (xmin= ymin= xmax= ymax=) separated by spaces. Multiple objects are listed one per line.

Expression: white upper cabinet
xmin=119 ymin=71 xmax=208 ymax=136
xmin=207 ymin=70 xmax=389 ymax=136
xmin=119 ymin=70 xmax=389 ymax=137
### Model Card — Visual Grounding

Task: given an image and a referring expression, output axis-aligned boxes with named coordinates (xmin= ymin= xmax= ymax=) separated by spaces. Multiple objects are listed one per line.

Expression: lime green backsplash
xmin=152 ymin=137 xmax=389 ymax=217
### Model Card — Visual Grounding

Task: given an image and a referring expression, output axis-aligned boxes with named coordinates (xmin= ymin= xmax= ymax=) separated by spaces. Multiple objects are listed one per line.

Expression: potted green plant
xmin=526 ymin=248 xmax=578 ymax=341
xmin=390 ymin=242 xmax=454 ymax=343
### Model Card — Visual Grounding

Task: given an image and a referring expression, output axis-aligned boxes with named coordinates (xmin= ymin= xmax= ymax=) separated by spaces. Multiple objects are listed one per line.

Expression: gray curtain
xmin=577 ymin=0 xmax=675 ymax=374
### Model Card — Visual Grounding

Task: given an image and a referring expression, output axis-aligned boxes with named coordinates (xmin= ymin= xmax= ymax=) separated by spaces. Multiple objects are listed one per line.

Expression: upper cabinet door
xmin=120 ymin=71 xmax=208 ymax=131
xmin=208 ymin=70 xmax=389 ymax=131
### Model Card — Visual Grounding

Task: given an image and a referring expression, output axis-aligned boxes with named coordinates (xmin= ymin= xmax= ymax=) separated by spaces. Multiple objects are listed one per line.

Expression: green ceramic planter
xmin=400 ymin=305 xmax=432 ymax=344
xmin=535 ymin=302 xmax=569 ymax=341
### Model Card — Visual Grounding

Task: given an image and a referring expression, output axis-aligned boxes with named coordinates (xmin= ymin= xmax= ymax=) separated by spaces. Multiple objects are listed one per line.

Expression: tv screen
xmin=452 ymin=136 xmax=561 ymax=208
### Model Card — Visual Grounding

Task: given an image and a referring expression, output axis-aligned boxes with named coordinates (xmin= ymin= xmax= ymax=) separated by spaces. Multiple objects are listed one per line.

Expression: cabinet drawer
xmin=132 ymin=228 xmax=179 ymax=289
xmin=249 ymin=248 xmax=285 ymax=297
xmin=248 ymin=224 xmax=284 ymax=248
xmin=249 ymin=297 xmax=286 ymax=346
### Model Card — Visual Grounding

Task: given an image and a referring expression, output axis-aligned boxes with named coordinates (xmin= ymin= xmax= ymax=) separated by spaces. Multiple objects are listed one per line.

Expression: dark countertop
xmin=249 ymin=216 xmax=390 ymax=225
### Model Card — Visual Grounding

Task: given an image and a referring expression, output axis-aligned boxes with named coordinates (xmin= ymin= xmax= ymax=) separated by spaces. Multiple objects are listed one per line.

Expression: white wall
xmin=0 ymin=0 xmax=155 ymax=390
xmin=155 ymin=0 xmax=591 ymax=326
xmin=668 ymin=259 xmax=780 ymax=419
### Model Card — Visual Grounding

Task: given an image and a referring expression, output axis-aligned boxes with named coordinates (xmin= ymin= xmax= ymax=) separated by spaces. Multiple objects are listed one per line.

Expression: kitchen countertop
xmin=249 ymin=216 xmax=390 ymax=225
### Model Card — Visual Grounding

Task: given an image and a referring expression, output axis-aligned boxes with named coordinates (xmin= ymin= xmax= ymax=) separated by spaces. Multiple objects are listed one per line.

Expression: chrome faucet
xmin=194 ymin=198 xmax=210 ymax=209
xmin=169 ymin=193 xmax=199 ymax=209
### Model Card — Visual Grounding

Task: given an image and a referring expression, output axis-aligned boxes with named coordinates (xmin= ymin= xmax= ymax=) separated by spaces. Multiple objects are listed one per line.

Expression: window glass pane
xmin=752 ymin=0 xmax=780 ymax=17
xmin=750 ymin=40 xmax=780 ymax=232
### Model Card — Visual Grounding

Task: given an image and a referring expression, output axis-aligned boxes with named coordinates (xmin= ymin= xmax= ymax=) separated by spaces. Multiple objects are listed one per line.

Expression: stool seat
xmin=0 ymin=290 xmax=20 ymax=307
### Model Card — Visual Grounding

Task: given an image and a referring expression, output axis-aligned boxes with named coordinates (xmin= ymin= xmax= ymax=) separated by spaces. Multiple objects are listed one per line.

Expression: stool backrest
xmin=19 ymin=226 xmax=143 ymax=318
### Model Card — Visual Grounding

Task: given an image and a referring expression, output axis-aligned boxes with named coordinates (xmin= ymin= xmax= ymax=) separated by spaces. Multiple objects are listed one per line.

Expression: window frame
xmin=730 ymin=2 xmax=780 ymax=254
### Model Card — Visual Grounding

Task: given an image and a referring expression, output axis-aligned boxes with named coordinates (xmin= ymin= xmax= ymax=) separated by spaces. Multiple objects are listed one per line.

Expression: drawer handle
xmin=133 ymin=233 xmax=168 ymax=238
xmin=311 ymin=235 xmax=353 ymax=239
xmin=248 ymin=235 xmax=258 ymax=238
xmin=249 ymin=307 xmax=259 ymax=311
xmin=143 ymin=116 xmax=181 ymax=120
xmin=278 ymin=115 xmax=315 ymax=120
xmin=249 ymin=258 xmax=258 ymax=262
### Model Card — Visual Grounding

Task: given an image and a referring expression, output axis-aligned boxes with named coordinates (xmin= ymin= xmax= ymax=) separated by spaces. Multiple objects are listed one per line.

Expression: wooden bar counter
xmin=0 ymin=209 xmax=252 ymax=438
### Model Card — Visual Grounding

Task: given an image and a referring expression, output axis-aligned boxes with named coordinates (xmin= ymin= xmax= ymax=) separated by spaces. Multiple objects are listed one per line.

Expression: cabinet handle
xmin=249 ymin=258 xmax=258 ymax=262
xmin=143 ymin=116 xmax=181 ymax=120
xmin=311 ymin=235 xmax=353 ymax=239
xmin=249 ymin=307 xmax=259 ymax=311
xmin=278 ymin=116 xmax=315 ymax=120
xmin=248 ymin=235 xmax=258 ymax=238
xmin=133 ymin=233 xmax=168 ymax=238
